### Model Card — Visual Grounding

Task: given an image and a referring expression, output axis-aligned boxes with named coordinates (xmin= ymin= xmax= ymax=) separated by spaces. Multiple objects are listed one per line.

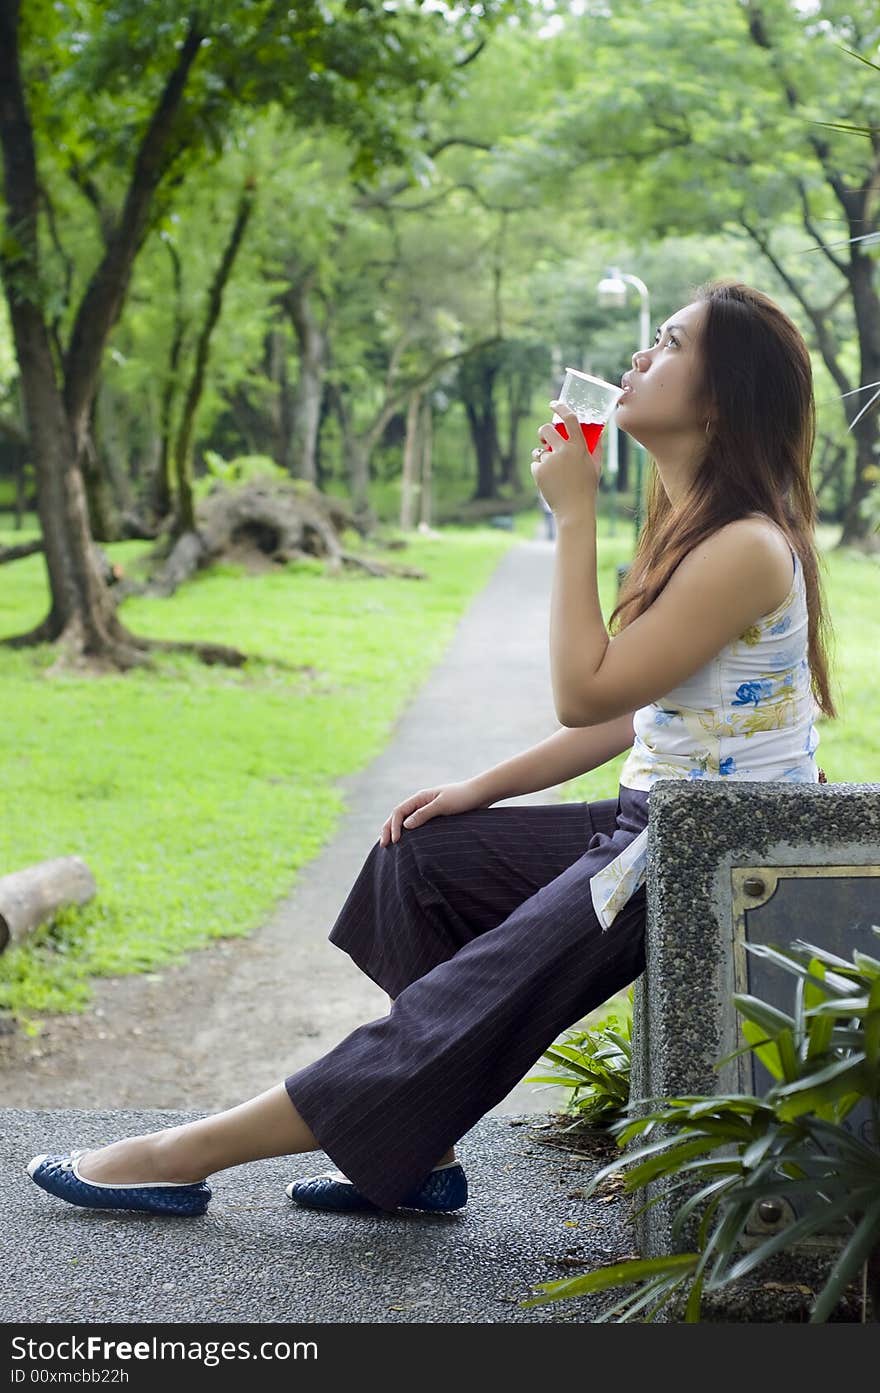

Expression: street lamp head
xmin=597 ymin=269 xmax=628 ymax=309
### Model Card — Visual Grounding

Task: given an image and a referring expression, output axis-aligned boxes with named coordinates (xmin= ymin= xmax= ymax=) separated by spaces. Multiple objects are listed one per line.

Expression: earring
xmin=705 ymin=419 xmax=712 ymax=437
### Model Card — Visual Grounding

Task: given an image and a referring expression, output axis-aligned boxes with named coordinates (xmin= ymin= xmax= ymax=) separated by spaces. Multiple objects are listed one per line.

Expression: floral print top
xmin=589 ymin=542 xmax=820 ymax=930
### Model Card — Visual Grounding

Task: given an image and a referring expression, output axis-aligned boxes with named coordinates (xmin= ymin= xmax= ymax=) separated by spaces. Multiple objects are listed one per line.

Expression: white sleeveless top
xmin=589 ymin=536 xmax=821 ymax=930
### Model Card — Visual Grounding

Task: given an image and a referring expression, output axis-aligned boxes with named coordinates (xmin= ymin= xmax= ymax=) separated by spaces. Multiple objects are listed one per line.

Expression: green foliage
xmin=521 ymin=931 xmax=880 ymax=1323
xmin=193 ymin=449 xmax=287 ymax=500
xmin=525 ymin=991 xmax=634 ymax=1130
xmin=24 ymin=0 xmax=512 ymax=190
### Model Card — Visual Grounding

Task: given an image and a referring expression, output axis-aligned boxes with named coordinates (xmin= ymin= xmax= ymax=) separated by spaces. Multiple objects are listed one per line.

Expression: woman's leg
xmin=328 ymin=798 xmax=616 ymax=999
xmin=337 ymin=798 xmax=618 ymax=1176
xmin=283 ymin=795 xmax=647 ymax=1211
xmin=61 ymin=795 xmax=628 ymax=1195
xmin=75 ymin=1083 xmax=321 ymax=1185
xmin=389 ymin=993 xmax=455 ymax=1167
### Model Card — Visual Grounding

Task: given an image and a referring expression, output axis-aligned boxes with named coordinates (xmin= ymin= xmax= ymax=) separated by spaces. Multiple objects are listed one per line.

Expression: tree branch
xmin=743 ymin=2 xmax=863 ymax=220
xmin=364 ymin=335 xmax=503 ymax=451
xmin=65 ymin=157 xmax=115 ymax=245
xmin=353 ymin=138 xmax=493 ymax=209
xmin=172 ymin=178 xmax=257 ymax=528
xmin=455 ymin=39 xmax=486 ymax=68
xmin=742 ymin=219 xmax=853 ymax=405
xmin=795 ymin=178 xmax=851 ymax=277
xmin=62 ymin=20 xmax=206 ymax=441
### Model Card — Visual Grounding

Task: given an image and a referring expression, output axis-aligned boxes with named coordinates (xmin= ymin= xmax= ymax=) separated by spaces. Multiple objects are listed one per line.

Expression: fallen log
xmin=0 ymin=856 xmax=97 ymax=953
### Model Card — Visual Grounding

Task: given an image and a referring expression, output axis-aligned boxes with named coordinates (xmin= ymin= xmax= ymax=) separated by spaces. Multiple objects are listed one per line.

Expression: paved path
xmin=1 ymin=1108 xmax=630 ymax=1324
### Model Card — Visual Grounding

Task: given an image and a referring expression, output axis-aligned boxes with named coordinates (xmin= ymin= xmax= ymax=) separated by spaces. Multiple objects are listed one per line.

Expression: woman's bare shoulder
xmin=702 ymin=514 xmax=794 ymax=613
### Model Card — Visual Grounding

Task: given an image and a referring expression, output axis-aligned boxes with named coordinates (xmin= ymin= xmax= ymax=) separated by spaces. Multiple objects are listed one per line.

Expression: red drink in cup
xmin=544 ymin=369 xmax=622 ymax=457
xmin=552 ymin=419 xmax=605 ymax=455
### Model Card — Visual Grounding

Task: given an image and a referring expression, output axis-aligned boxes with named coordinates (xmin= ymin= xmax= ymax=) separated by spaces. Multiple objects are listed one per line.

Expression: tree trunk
xmin=460 ymin=352 xmax=500 ymax=500
xmin=97 ymin=384 xmax=134 ymax=515
xmin=171 ymin=179 xmax=256 ymax=535
xmin=265 ymin=326 xmax=291 ymax=466
xmin=326 ymin=379 xmax=379 ymax=529
xmin=61 ymin=23 xmax=205 ymax=454
xmin=284 ymin=269 xmax=326 ymax=481
xmin=330 ymin=336 xmax=500 ymax=531
xmin=0 ymin=3 xmax=204 ymax=664
xmin=80 ymin=428 xmax=120 ymax=542
xmin=499 ymin=363 xmax=533 ymax=489
xmin=346 ymin=438 xmax=374 ymax=526
xmin=813 ymin=440 xmax=847 ymax=520
xmin=839 ymin=252 xmax=880 ymax=548
xmin=419 ymin=394 xmax=433 ymax=529
xmin=81 ymin=382 xmax=132 ymax=542
xmin=464 ymin=400 xmax=499 ymax=500
xmin=741 ymin=10 xmax=879 ymax=550
xmin=314 ymin=390 xmax=332 ymax=493
xmin=840 ymin=419 xmax=880 ymax=548
xmin=153 ymin=235 xmax=185 ymax=522
xmin=400 ymin=389 xmax=422 ymax=531
xmin=14 ymin=454 xmax=27 ymax=528
xmin=5 ymin=312 xmax=137 ymax=658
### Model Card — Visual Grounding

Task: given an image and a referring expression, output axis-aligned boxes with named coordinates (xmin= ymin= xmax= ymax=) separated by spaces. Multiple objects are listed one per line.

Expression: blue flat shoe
xmin=27 ymin=1151 xmax=211 ymax=1216
xmin=285 ymin=1159 xmax=467 ymax=1213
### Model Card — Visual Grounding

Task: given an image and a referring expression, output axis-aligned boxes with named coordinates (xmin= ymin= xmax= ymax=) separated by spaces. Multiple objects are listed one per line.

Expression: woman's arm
xmin=468 ymin=712 xmax=635 ymax=805
xmin=552 ymin=512 xmax=795 ymax=727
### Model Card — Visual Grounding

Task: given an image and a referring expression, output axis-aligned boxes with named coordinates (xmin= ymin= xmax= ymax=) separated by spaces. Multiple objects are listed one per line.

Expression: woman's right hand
xmin=378 ymin=779 xmax=493 ymax=847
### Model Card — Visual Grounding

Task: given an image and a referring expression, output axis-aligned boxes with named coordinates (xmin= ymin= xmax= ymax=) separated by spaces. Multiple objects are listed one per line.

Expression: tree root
xmin=337 ymin=548 xmax=426 ymax=579
xmin=1 ymin=615 xmax=248 ymax=670
xmin=147 ymin=636 xmax=247 ymax=667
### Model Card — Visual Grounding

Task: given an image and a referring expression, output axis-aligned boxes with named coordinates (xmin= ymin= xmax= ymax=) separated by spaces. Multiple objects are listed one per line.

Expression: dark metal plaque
xmin=730 ymin=866 xmax=880 ymax=1245
xmin=731 ymin=865 xmax=880 ymax=1147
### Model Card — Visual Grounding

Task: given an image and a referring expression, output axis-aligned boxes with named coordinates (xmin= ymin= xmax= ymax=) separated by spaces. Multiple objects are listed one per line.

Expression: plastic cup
xmin=550 ymin=368 xmax=623 ymax=456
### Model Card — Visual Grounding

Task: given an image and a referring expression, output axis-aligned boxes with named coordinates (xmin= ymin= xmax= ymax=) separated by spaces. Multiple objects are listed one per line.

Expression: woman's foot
xmin=27 ymin=1150 xmax=212 ymax=1215
xmin=287 ymin=1159 xmax=467 ymax=1213
xmin=74 ymin=1130 xmax=207 ymax=1186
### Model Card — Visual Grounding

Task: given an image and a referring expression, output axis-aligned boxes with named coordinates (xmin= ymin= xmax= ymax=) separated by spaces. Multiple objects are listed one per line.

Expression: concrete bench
xmin=629 ymin=779 xmax=880 ymax=1315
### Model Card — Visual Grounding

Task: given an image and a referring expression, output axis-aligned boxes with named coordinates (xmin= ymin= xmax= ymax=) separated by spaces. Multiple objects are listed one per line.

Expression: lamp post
xmin=597 ymin=267 xmax=650 ymax=546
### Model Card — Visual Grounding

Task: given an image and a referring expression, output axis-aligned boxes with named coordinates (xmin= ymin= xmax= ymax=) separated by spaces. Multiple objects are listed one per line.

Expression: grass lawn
xmin=0 ymin=515 xmax=523 ymax=1022
xmin=0 ymin=508 xmax=876 ymax=1026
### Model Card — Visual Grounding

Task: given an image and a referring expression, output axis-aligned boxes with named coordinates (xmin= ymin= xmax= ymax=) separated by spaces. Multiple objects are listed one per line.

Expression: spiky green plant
xmin=521 ymin=929 xmax=880 ymax=1323
xmin=525 ymin=995 xmax=632 ymax=1130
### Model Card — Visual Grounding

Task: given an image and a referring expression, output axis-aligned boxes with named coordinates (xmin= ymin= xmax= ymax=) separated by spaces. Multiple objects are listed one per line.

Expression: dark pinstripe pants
xmin=284 ymin=784 xmax=649 ymax=1212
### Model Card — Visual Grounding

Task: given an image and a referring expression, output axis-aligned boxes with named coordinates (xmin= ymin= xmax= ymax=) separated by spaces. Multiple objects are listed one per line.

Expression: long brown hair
xmin=609 ymin=279 xmax=838 ymax=719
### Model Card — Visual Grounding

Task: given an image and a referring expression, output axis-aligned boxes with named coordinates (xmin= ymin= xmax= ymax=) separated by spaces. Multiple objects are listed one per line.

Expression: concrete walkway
xmin=1 ymin=533 xmax=635 ymax=1324
xmin=1 ymin=1107 xmax=630 ymax=1324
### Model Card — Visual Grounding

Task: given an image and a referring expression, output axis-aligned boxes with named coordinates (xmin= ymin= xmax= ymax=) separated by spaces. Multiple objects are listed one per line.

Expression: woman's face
xmin=615 ymin=299 xmax=709 ymax=452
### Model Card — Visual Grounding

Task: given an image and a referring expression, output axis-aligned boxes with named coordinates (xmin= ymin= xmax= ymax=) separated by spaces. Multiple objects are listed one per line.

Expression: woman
xmin=27 ymin=281 xmax=837 ymax=1218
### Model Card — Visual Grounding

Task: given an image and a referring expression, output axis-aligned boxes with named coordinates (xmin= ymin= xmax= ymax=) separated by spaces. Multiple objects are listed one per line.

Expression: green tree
xmin=510 ymin=0 xmax=880 ymax=547
xmin=0 ymin=0 xmax=512 ymax=665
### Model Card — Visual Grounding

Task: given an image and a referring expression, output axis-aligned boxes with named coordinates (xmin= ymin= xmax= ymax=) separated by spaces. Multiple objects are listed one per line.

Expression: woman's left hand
xmin=531 ymin=401 xmax=601 ymax=522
